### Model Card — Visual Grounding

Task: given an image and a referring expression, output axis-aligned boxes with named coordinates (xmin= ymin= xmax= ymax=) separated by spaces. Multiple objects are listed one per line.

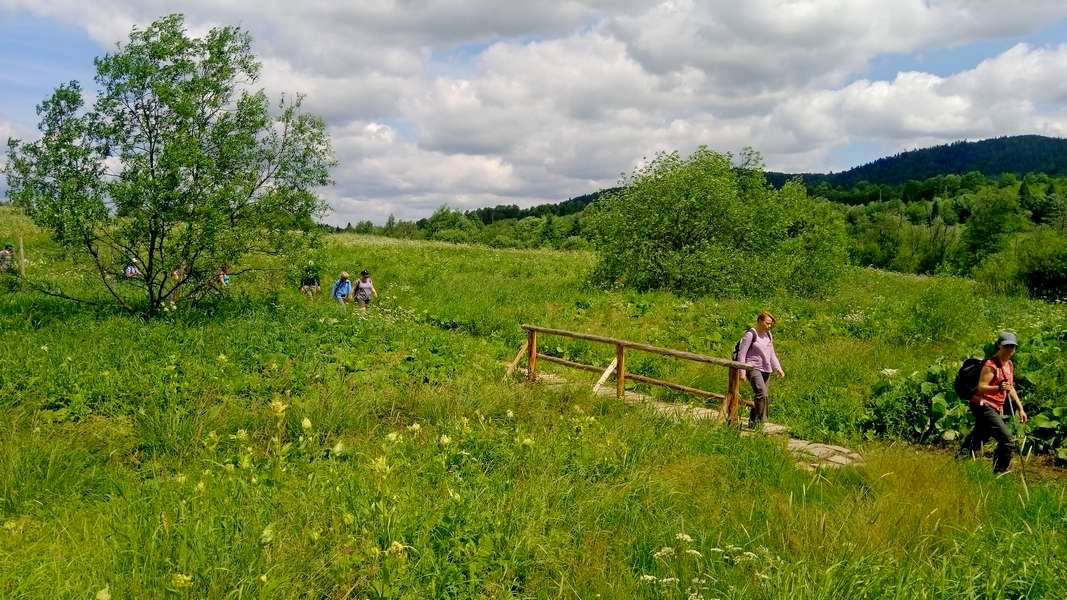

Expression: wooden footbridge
xmin=505 ymin=324 xmax=864 ymax=470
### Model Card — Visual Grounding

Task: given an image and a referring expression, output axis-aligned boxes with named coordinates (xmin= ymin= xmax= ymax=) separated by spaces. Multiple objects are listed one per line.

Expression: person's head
xmin=995 ymin=331 xmax=1018 ymax=359
xmin=3 ymin=244 xmax=12 ymax=251
xmin=360 ymin=270 xmax=370 ymax=279
xmin=339 ymin=271 xmax=350 ymax=280
xmin=755 ymin=310 xmax=777 ymax=332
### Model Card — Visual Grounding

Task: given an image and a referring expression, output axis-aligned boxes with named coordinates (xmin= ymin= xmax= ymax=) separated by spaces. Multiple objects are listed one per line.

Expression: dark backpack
xmin=732 ymin=328 xmax=770 ymax=362
xmin=953 ymin=357 xmax=986 ymax=401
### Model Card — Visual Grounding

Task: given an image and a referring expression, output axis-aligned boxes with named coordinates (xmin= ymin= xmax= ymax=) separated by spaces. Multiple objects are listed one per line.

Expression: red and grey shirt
xmin=971 ymin=359 xmax=1014 ymax=411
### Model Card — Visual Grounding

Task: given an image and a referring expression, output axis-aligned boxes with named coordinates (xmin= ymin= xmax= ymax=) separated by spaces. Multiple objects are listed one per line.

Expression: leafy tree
xmin=587 ymin=147 xmax=848 ymax=297
xmin=4 ymin=15 xmax=334 ymax=315
xmin=959 ymin=188 xmax=1027 ymax=272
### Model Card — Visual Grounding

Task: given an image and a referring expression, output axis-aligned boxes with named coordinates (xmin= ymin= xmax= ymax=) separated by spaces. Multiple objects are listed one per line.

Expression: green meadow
xmin=1 ymin=211 xmax=1065 ymax=598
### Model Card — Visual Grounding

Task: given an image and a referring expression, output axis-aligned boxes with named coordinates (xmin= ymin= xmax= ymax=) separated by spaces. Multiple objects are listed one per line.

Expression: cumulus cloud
xmin=4 ymin=1 xmax=1067 ymax=222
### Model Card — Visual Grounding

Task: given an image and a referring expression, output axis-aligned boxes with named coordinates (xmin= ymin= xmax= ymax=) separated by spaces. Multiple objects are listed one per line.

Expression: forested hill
xmin=766 ymin=135 xmax=1067 ymax=188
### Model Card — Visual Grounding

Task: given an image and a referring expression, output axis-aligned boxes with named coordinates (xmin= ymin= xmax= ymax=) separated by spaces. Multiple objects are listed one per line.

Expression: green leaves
xmin=586 ymin=147 xmax=849 ymax=298
xmin=4 ymin=14 xmax=334 ymax=316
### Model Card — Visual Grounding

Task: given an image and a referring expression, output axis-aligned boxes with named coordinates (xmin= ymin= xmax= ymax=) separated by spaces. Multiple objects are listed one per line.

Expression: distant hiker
xmin=735 ymin=310 xmax=785 ymax=429
xmin=217 ymin=264 xmax=231 ymax=287
xmin=0 ymin=244 xmax=15 ymax=272
xmin=332 ymin=271 xmax=353 ymax=305
xmin=300 ymin=268 xmax=321 ymax=297
xmin=958 ymin=331 xmax=1028 ymax=473
xmin=124 ymin=258 xmax=142 ymax=278
xmin=354 ymin=270 xmax=378 ymax=311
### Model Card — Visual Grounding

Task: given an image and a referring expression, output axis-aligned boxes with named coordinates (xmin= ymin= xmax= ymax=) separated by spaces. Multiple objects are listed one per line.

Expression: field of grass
xmin=1 ymin=210 xmax=1065 ymax=598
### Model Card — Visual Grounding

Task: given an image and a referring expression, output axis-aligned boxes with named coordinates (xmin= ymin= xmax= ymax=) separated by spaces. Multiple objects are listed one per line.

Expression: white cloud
xmin=4 ymin=1 xmax=1067 ymax=222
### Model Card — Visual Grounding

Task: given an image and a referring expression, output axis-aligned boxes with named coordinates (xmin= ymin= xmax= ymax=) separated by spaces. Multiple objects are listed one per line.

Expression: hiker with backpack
xmin=956 ymin=331 xmax=1028 ymax=473
xmin=734 ymin=311 xmax=785 ymax=429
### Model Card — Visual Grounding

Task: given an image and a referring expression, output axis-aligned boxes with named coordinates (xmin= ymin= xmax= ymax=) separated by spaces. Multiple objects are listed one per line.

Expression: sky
xmin=3 ymin=1 xmax=1067 ymax=225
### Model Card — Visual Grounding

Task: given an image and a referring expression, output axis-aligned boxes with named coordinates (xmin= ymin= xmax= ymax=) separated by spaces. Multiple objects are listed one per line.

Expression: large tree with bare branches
xmin=4 ymin=14 xmax=334 ymax=315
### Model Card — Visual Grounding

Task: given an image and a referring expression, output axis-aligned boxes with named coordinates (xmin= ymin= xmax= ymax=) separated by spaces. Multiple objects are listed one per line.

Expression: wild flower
xmin=880 ymin=368 xmax=899 ymax=377
xmin=40 ymin=345 xmax=48 ymax=352
xmin=386 ymin=431 xmax=400 ymax=442
xmin=259 ymin=574 xmax=267 ymax=583
xmin=96 ymin=586 xmax=111 ymax=600
xmin=343 ymin=513 xmax=355 ymax=525
xmin=195 ymin=481 xmax=206 ymax=493
xmin=370 ymin=455 xmax=390 ymax=474
xmin=387 ymin=541 xmax=408 ymax=559
xmin=407 ymin=422 xmax=421 ymax=433
xmin=217 ymin=353 xmax=228 ymax=363
xmin=685 ymin=549 xmax=703 ymax=558
xmin=521 ymin=437 xmax=534 ymax=446
xmin=260 ymin=524 xmax=275 ymax=545
xmin=506 ymin=409 xmax=515 ymax=419
xmin=660 ymin=577 xmax=679 ymax=585
xmin=270 ymin=399 xmax=288 ymax=415
xmin=639 ymin=575 xmax=658 ymax=583
xmin=331 ymin=440 xmax=346 ymax=456
xmin=439 ymin=434 xmax=452 ymax=446
xmin=676 ymin=532 xmax=693 ymax=543
xmin=302 ymin=417 xmax=313 ymax=431
xmin=170 ymin=573 xmax=193 ymax=589
xmin=653 ymin=546 xmax=675 ymax=559
xmin=235 ymin=429 xmax=249 ymax=442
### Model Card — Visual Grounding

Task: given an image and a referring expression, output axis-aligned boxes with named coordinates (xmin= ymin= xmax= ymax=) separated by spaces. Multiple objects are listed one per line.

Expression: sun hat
xmin=996 ymin=331 xmax=1018 ymax=348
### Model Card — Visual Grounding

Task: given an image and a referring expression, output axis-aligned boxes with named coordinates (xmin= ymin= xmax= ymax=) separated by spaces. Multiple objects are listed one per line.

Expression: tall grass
xmin=0 ymin=214 xmax=1064 ymax=598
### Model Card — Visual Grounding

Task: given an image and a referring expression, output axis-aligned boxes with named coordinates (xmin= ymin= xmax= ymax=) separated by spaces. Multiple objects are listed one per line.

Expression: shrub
xmin=585 ymin=147 xmax=848 ymax=297
xmin=1016 ymin=229 xmax=1067 ymax=301
xmin=896 ymin=278 xmax=988 ymax=346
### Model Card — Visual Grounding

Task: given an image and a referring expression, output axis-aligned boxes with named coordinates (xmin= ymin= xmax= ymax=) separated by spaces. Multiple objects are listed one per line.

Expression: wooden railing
xmin=506 ymin=324 xmax=752 ymax=423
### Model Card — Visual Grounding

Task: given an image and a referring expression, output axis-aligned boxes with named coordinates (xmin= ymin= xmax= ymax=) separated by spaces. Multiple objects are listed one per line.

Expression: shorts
xmin=356 ymin=297 xmax=372 ymax=306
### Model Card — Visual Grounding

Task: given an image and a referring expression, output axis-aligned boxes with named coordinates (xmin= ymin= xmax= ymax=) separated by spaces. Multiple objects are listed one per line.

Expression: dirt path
xmin=523 ymin=370 xmax=864 ymax=470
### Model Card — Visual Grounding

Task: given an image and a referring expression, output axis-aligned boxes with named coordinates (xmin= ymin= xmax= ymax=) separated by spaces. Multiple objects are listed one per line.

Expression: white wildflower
xmin=653 ymin=546 xmax=675 ymax=559
xmin=685 ymin=549 xmax=703 ymax=558
xmin=675 ymin=532 xmax=693 ymax=543
xmin=386 ymin=431 xmax=400 ymax=442
xmin=660 ymin=577 xmax=679 ymax=585
xmin=439 ymin=434 xmax=451 ymax=446
xmin=639 ymin=575 xmax=658 ymax=583
xmin=302 ymin=417 xmax=312 ymax=431
xmin=407 ymin=422 xmax=421 ymax=433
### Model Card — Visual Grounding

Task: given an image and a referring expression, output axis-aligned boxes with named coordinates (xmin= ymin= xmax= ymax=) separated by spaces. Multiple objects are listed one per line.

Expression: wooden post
xmin=18 ymin=236 xmax=26 ymax=277
xmin=592 ymin=358 xmax=618 ymax=395
xmin=503 ymin=341 xmax=528 ymax=382
xmin=526 ymin=329 xmax=538 ymax=382
xmin=724 ymin=367 xmax=742 ymax=424
xmin=615 ymin=344 xmax=626 ymax=399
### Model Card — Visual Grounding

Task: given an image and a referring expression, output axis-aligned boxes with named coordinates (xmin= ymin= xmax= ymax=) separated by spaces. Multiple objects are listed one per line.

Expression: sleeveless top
xmin=971 ymin=359 xmax=1014 ymax=411
xmin=355 ymin=279 xmax=374 ymax=301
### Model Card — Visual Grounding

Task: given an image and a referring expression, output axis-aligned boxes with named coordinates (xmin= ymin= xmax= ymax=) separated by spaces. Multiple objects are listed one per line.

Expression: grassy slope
xmin=0 ymin=215 xmax=1065 ymax=598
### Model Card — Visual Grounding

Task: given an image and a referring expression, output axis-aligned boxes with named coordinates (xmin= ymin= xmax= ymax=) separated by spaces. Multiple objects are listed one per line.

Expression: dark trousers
xmin=960 ymin=403 xmax=1015 ymax=473
xmin=747 ymin=369 xmax=771 ymax=424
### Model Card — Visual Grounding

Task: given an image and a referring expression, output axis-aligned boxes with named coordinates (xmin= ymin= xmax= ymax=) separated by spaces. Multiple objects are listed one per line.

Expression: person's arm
xmin=975 ymin=365 xmax=998 ymax=405
xmin=770 ymin=344 xmax=784 ymax=378
xmin=371 ymin=283 xmax=378 ymax=298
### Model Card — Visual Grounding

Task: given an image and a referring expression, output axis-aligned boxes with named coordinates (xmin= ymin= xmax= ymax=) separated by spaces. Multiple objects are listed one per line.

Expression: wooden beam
xmin=591 ymin=358 xmax=617 ymax=395
xmin=502 ymin=341 xmax=528 ymax=382
xmin=526 ymin=330 xmax=538 ymax=382
xmin=521 ymin=324 xmax=749 ymax=370
xmin=615 ymin=344 xmax=626 ymax=399
xmin=534 ymin=353 xmax=737 ymax=402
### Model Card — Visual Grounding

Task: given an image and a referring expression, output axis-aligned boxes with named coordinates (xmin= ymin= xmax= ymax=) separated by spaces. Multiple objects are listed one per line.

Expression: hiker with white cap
xmin=958 ymin=331 xmax=1028 ymax=473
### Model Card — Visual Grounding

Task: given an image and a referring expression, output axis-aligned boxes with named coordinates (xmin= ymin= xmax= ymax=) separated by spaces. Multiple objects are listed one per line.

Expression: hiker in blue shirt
xmin=332 ymin=271 xmax=353 ymax=305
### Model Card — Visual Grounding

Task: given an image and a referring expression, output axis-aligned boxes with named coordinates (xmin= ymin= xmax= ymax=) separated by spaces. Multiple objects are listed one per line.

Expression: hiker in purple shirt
xmin=737 ymin=310 xmax=785 ymax=429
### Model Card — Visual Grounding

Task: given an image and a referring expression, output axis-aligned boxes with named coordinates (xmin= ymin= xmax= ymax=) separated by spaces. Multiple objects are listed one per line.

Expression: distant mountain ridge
xmin=765 ymin=135 xmax=1067 ymax=188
